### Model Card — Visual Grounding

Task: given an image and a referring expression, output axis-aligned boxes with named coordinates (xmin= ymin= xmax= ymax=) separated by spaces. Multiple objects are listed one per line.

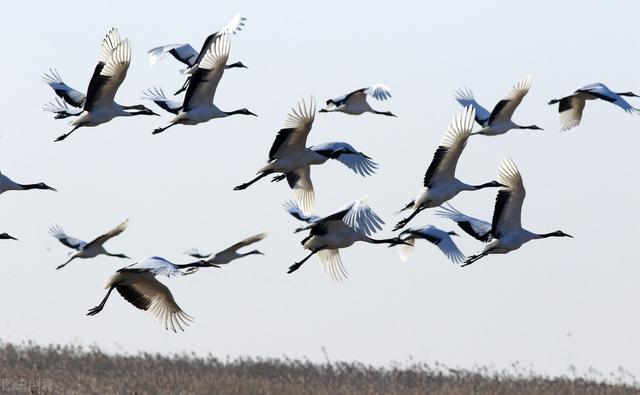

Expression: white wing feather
xmin=310 ymin=142 xmax=378 ymax=176
xmin=290 ymin=166 xmax=315 ymax=216
xmin=341 ymin=197 xmax=384 ymax=237
xmin=364 ymin=84 xmax=392 ymax=101
xmin=317 ymin=249 xmax=348 ymax=281
xmin=121 ymin=257 xmax=183 ymax=277
xmin=454 ymin=88 xmax=490 ymax=126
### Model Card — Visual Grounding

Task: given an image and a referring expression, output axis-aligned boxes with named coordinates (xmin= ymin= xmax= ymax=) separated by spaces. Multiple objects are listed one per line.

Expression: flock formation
xmin=3 ymin=14 xmax=637 ymax=331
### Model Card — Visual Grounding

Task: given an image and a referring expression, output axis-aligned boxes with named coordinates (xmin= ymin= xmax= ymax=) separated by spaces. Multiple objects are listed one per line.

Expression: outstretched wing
xmin=423 ymin=106 xmax=475 ymax=187
xmin=84 ymin=30 xmax=131 ymax=111
xmin=142 ymin=87 xmax=183 ymax=114
xmin=115 ymin=277 xmax=193 ymax=332
xmin=286 ymin=166 xmax=315 ymax=216
xmin=118 ymin=256 xmax=182 ymax=277
xmin=269 ymin=97 xmax=316 ymax=160
xmin=49 ymin=225 xmax=87 ymax=250
xmin=217 ymin=231 xmax=269 ymax=255
xmin=85 ymin=219 xmax=129 ymax=249
xmin=317 ymin=249 xmax=348 ymax=281
xmin=326 ymin=83 xmax=392 ymax=108
xmin=42 ymin=97 xmax=83 ymax=119
xmin=454 ymin=88 xmax=490 ymax=126
xmin=491 ymin=157 xmax=526 ymax=238
xmin=182 ymin=33 xmax=230 ymax=111
xmin=434 ymin=203 xmax=492 ymax=242
xmin=340 ymin=197 xmax=384 ymax=236
xmin=42 ymin=68 xmax=86 ymax=108
xmin=282 ymin=200 xmax=321 ymax=223
xmin=310 ymin=141 xmax=378 ymax=176
xmin=148 ymin=43 xmax=199 ymax=67
xmin=488 ymin=75 xmax=532 ymax=124
xmin=556 ymin=95 xmax=586 ymax=131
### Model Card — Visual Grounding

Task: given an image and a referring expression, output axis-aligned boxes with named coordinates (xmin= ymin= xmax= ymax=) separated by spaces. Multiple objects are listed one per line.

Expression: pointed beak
xmin=256 ymin=251 xmax=265 ymax=255
xmin=7 ymin=235 xmax=17 ymax=241
xmin=48 ymin=186 xmax=58 ymax=192
xmin=151 ymin=111 xmax=161 ymax=116
xmin=565 ymin=233 xmax=574 ymax=238
xmin=248 ymin=111 xmax=258 ymax=117
xmin=450 ymin=232 xmax=460 ymax=237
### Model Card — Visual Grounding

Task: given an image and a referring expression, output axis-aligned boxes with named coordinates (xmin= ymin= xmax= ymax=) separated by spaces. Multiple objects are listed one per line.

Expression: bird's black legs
xmin=152 ymin=123 xmax=176 ymax=135
xmin=393 ymin=207 xmax=425 ymax=231
xmin=87 ymin=286 xmax=115 ymax=316
xmin=56 ymin=256 xmax=76 ymax=270
xmin=174 ymin=77 xmax=191 ymax=96
xmin=461 ymin=252 xmax=488 ymax=267
xmin=288 ymin=250 xmax=318 ymax=274
xmin=234 ymin=173 xmax=269 ymax=190
xmin=271 ymin=174 xmax=286 ymax=183
xmin=54 ymin=125 xmax=81 ymax=142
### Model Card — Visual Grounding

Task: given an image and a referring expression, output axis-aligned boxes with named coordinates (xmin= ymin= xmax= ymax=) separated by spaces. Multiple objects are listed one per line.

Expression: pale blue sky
xmin=1 ymin=0 xmax=639 ymax=379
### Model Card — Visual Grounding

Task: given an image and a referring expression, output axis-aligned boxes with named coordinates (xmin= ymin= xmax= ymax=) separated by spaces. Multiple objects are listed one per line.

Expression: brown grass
xmin=0 ymin=341 xmax=637 ymax=394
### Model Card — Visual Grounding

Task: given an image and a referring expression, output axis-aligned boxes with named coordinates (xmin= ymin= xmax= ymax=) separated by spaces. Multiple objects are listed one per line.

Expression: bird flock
xmin=2 ymin=13 xmax=635 ymax=331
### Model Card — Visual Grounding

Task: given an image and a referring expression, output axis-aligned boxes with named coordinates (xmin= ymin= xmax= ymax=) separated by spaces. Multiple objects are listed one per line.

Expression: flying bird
xmin=0 ymin=233 xmax=17 ymax=241
xmin=87 ymin=256 xmax=210 ymax=332
xmin=434 ymin=203 xmax=493 ymax=242
xmin=47 ymin=29 xmax=159 ymax=142
xmin=319 ymin=84 xmax=395 ymax=116
xmin=50 ymin=219 xmax=130 ymax=270
xmin=455 ymin=75 xmax=543 ymax=136
xmin=183 ymin=231 xmax=268 ymax=271
xmin=396 ymin=225 xmax=465 ymax=264
xmin=548 ymin=83 xmax=639 ymax=131
xmin=289 ymin=197 xmax=403 ymax=280
xmin=0 ymin=171 xmax=56 ymax=195
xmin=147 ymin=13 xmax=248 ymax=95
xmin=394 ymin=106 xmax=503 ymax=231
xmin=152 ymin=33 xmax=256 ymax=135
xmin=234 ymin=97 xmax=378 ymax=215
xmin=462 ymin=157 xmax=572 ymax=267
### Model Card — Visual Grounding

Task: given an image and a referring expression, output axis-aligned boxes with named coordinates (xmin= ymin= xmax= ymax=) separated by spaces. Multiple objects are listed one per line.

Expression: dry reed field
xmin=0 ymin=341 xmax=637 ymax=394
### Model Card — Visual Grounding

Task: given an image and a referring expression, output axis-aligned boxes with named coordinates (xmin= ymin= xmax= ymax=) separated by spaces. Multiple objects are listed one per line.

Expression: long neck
xmin=19 ymin=183 xmax=46 ymax=190
xmin=175 ymin=260 xmax=210 ymax=269
xmin=121 ymin=104 xmax=152 ymax=116
xmin=373 ymin=110 xmax=395 ymax=117
xmin=472 ymin=181 xmax=498 ymax=190
xmin=225 ymin=61 xmax=245 ymax=69
xmin=125 ymin=111 xmax=150 ymax=117
xmin=224 ymin=109 xmax=247 ymax=116
xmin=240 ymin=250 xmax=262 ymax=257
xmin=105 ymin=252 xmax=128 ymax=258
xmin=122 ymin=104 xmax=145 ymax=110
xmin=535 ymin=232 xmax=563 ymax=239
xmin=366 ymin=236 xmax=401 ymax=246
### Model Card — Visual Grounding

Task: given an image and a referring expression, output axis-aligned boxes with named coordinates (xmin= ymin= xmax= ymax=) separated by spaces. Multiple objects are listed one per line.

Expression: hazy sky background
xmin=1 ymin=0 xmax=639 ymax=379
